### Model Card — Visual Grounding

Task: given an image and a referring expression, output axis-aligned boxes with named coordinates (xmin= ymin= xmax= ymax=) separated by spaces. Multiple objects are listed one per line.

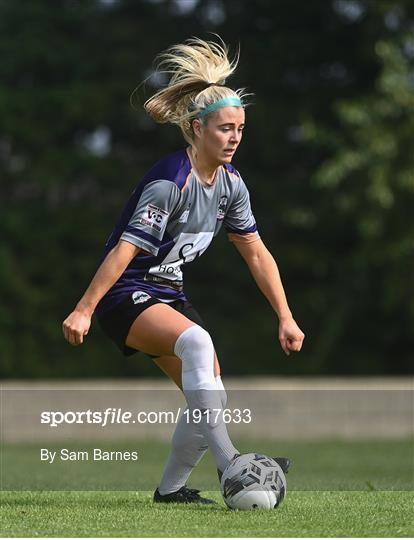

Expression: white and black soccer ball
xmin=220 ymin=453 xmax=287 ymax=510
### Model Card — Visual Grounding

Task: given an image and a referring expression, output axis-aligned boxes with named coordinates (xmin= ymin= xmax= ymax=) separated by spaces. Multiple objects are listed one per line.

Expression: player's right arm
xmin=62 ymin=240 xmax=140 ymax=346
xmin=63 ymin=178 xmax=179 ymax=346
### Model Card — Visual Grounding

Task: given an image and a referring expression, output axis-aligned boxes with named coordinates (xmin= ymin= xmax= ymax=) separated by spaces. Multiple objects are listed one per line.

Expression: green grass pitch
xmin=1 ymin=438 xmax=413 ymax=537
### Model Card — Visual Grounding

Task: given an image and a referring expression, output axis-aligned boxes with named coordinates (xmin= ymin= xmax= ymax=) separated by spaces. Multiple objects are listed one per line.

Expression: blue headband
xmin=197 ymin=97 xmax=243 ymax=118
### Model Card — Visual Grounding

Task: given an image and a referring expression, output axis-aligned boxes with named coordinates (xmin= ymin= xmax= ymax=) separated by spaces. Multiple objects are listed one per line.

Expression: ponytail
xmin=141 ymin=37 xmax=248 ymax=143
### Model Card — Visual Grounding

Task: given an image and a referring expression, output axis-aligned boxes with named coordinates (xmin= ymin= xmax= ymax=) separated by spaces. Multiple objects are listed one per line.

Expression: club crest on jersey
xmin=217 ymin=196 xmax=228 ymax=221
xmin=131 ymin=291 xmax=151 ymax=304
xmin=137 ymin=204 xmax=169 ymax=233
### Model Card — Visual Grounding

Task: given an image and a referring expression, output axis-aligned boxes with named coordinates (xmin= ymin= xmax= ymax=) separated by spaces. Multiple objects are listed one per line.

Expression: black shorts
xmin=96 ymin=293 xmax=207 ymax=357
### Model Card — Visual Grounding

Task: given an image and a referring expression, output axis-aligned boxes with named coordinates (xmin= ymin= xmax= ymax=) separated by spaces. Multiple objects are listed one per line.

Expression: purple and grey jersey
xmin=96 ymin=148 xmax=259 ymax=315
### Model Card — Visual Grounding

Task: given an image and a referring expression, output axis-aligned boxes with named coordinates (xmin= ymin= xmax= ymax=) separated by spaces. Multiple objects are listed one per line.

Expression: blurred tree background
xmin=1 ymin=0 xmax=413 ymax=378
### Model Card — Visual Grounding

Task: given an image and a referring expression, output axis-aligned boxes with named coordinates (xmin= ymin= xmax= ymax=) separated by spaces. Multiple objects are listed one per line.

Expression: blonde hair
xmin=142 ymin=36 xmax=248 ymax=144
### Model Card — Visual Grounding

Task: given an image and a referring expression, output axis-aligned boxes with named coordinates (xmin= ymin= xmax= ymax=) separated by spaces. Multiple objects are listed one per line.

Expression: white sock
xmin=157 ymin=409 xmax=206 ymax=495
xmin=174 ymin=326 xmax=238 ymax=473
xmin=158 ymin=375 xmax=227 ymax=495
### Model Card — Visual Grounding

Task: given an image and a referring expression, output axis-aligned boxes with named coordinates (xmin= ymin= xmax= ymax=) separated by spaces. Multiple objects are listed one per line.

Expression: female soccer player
xmin=63 ymin=37 xmax=305 ymax=504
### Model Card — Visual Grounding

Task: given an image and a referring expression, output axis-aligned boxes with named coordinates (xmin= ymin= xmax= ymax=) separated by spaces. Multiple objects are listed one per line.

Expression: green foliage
xmin=301 ymin=31 xmax=414 ymax=374
xmin=0 ymin=0 xmax=413 ymax=377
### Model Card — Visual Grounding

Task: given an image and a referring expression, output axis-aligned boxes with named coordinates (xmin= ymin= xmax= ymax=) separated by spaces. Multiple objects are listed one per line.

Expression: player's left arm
xmin=232 ymin=238 xmax=305 ymax=355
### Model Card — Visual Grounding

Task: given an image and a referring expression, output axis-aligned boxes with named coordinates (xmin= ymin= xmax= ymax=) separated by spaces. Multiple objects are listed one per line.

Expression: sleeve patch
xmin=136 ymin=204 xmax=169 ymax=233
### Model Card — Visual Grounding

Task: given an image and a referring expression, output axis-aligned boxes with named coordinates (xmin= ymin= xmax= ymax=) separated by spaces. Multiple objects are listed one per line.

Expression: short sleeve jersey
xmin=96 ymin=148 xmax=260 ymax=315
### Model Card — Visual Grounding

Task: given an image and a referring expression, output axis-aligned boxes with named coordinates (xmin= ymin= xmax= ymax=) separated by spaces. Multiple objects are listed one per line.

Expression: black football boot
xmin=153 ymin=486 xmax=217 ymax=504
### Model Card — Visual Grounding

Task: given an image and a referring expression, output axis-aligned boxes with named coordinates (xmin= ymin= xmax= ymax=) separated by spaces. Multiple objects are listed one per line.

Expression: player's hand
xmin=278 ymin=316 xmax=305 ymax=356
xmin=62 ymin=310 xmax=91 ymax=346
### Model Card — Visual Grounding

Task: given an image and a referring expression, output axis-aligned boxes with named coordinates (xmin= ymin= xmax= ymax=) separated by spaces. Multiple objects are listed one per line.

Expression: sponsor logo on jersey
xmin=131 ymin=291 xmax=151 ymax=304
xmin=217 ymin=196 xmax=228 ymax=220
xmin=137 ymin=204 xmax=169 ymax=233
xmin=147 ymin=232 xmax=214 ymax=284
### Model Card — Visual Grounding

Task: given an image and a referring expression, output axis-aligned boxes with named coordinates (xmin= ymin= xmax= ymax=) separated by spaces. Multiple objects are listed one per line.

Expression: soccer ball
xmin=220 ymin=453 xmax=287 ymax=510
